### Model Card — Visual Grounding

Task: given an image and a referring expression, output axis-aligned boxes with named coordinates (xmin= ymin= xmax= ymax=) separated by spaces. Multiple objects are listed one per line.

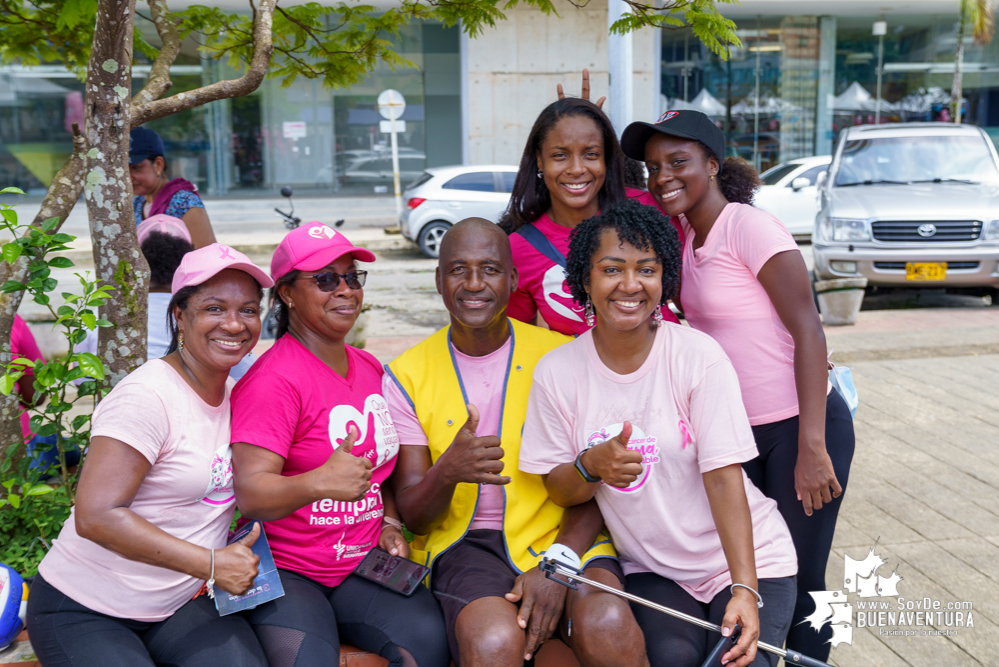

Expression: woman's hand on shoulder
xmin=720 ymin=587 xmax=761 ymax=667
xmin=379 ymin=525 xmax=409 ymax=559
xmin=212 ymin=522 xmax=261 ymax=596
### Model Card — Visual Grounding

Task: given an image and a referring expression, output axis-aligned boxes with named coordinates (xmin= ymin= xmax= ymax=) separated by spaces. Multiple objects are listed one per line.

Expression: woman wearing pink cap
xmin=230 ymin=223 xmax=449 ymax=667
xmin=27 ymin=244 xmax=273 ymax=667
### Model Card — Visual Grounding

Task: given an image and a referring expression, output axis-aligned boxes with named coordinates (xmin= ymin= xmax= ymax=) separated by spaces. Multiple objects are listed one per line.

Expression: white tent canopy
xmin=832 ymin=81 xmax=898 ymax=112
xmin=731 ymin=95 xmax=801 ymax=115
xmin=690 ymin=89 xmax=727 ymax=116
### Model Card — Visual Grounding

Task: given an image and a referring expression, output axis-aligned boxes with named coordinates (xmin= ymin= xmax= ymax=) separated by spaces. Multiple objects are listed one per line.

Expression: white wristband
xmin=543 ymin=543 xmax=581 ymax=570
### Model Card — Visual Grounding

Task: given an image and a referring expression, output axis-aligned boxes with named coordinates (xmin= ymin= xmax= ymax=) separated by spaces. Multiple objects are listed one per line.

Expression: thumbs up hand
xmin=582 ymin=422 xmax=643 ymax=488
xmin=314 ymin=425 xmax=373 ymax=502
xmin=213 ymin=522 xmax=261 ymax=596
xmin=436 ymin=404 xmax=511 ymax=486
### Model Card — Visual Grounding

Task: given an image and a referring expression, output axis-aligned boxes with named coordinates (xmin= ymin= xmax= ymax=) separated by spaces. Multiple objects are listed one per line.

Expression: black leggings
xmin=744 ymin=389 xmax=855 ymax=661
xmin=626 ymin=573 xmax=796 ymax=667
xmin=25 ymin=574 xmax=267 ymax=667
xmin=244 ymin=569 xmax=450 ymax=667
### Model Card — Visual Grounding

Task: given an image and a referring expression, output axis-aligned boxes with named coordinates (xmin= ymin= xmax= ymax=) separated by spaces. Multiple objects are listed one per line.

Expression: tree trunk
xmin=84 ymin=0 xmax=150 ymax=388
xmin=0 ymin=128 xmax=88 ymax=460
xmin=953 ymin=10 xmax=967 ymax=123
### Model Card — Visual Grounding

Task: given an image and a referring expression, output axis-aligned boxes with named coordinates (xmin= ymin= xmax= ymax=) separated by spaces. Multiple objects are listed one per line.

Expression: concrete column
xmin=460 ymin=24 xmax=471 ymax=165
xmin=608 ymin=0 xmax=633 ymax=133
xmin=815 ymin=16 xmax=837 ymax=155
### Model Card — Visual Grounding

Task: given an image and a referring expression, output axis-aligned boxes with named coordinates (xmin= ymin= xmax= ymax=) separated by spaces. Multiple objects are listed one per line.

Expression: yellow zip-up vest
xmin=386 ymin=318 xmax=616 ymax=582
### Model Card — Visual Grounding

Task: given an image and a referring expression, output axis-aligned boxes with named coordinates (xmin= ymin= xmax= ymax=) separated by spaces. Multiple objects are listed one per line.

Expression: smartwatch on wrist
xmin=574 ymin=449 xmax=601 ymax=483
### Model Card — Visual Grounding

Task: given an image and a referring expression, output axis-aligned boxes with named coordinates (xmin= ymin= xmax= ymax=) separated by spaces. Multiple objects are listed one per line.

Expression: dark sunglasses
xmin=298 ymin=270 xmax=367 ymax=292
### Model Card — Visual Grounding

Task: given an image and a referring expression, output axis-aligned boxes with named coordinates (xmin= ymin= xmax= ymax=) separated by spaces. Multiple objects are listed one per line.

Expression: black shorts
xmin=430 ymin=529 xmax=624 ymax=663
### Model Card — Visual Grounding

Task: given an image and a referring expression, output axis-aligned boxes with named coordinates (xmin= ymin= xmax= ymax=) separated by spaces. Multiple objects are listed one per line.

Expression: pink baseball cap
xmin=137 ymin=214 xmax=192 ymax=246
xmin=172 ymin=243 xmax=274 ymax=294
xmin=271 ymin=222 xmax=376 ymax=280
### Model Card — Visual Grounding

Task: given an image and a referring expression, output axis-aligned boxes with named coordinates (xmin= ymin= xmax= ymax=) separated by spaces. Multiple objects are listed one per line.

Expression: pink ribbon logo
xmin=218 ymin=245 xmax=234 ymax=260
xmin=678 ymin=419 xmax=692 ymax=450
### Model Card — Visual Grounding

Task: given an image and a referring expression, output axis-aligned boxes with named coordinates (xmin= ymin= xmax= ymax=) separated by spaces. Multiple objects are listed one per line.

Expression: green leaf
xmin=86 ymin=299 xmax=106 ymax=308
xmin=0 ymin=209 xmax=16 ymax=224
xmin=78 ymin=353 xmax=104 ymax=379
xmin=8 ymin=494 xmax=20 ymax=508
xmin=71 ymin=328 xmax=88 ymax=345
xmin=48 ymin=256 xmax=74 ymax=268
xmin=0 ymin=374 xmax=15 ymax=395
xmin=35 ymin=423 xmax=57 ymax=437
xmin=51 ymin=233 xmax=74 ymax=244
xmin=57 ymin=305 xmax=75 ymax=317
xmin=10 ymin=357 xmax=34 ymax=368
xmin=81 ymin=312 xmax=97 ymax=329
xmin=42 ymin=278 xmax=58 ymax=291
xmin=96 ymin=319 xmax=113 ymax=327
xmin=0 ymin=187 xmax=26 ymax=195
xmin=33 ymin=293 xmax=50 ymax=306
xmin=26 ymin=484 xmax=55 ymax=496
xmin=1 ymin=242 xmax=22 ymax=264
xmin=0 ymin=458 xmax=9 ymax=474
xmin=0 ymin=280 xmax=25 ymax=293
xmin=41 ymin=217 xmax=60 ymax=233
xmin=62 ymin=293 xmax=81 ymax=302
xmin=71 ymin=414 xmax=91 ymax=430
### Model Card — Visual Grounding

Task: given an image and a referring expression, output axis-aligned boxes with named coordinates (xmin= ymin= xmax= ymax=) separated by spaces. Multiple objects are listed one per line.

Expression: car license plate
xmin=905 ymin=262 xmax=947 ymax=281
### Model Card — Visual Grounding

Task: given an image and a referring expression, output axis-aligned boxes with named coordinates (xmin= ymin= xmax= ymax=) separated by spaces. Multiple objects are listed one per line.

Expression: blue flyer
xmin=214 ymin=521 xmax=285 ymax=616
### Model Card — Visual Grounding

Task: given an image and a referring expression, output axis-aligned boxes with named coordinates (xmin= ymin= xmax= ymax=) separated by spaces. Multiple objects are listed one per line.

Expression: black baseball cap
xmin=129 ymin=127 xmax=166 ymax=165
xmin=621 ymin=110 xmax=726 ymax=171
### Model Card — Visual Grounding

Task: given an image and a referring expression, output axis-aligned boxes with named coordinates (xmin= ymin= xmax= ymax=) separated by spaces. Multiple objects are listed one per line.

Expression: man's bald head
xmin=438 ymin=218 xmax=512 ymax=270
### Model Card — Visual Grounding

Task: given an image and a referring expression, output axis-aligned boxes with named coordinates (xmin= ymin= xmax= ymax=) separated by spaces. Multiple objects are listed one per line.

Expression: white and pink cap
xmin=171 ymin=243 xmax=274 ymax=294
xmin=270 ymin=221 xmax=376 ymax=280
xmin=137 ymin=214 xmax=192 ymax=246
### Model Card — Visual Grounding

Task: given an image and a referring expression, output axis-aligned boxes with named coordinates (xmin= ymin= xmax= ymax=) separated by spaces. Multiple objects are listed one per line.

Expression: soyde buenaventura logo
xmin=808 ymin=540 xmax=975 ymax=649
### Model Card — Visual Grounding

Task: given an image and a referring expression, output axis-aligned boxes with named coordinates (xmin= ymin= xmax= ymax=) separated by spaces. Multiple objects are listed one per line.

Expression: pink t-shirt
xmin=231 ymin=335 xmax=400 ymax=587
xmin=11 ymin=315 xmax=44 ymax=438
xmin=382 ymin=337 xmax=511 ymax=531
xmin=678 ymin=203 xmax=805 ymax=425
xmin=519 ymin=324 xmax=797 ymax=603
xmin=39 ymin=360 xmax=237 ymax=621
xmin=508 ymin=189 xmax=683 ymax=335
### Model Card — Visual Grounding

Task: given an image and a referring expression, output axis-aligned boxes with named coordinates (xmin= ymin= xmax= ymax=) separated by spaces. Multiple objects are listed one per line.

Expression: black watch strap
xmin=574 ymin=449 xmax=601 ymax=483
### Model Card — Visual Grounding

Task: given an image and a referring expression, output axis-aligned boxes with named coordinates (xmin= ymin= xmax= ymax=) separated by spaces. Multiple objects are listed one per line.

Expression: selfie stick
xmin=539 ymin=559 xmax=832 ymax=667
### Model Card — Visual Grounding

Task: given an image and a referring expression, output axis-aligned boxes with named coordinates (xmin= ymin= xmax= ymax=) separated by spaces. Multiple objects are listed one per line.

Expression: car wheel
xmin=418 ymin=221 xmax=451 ymax=258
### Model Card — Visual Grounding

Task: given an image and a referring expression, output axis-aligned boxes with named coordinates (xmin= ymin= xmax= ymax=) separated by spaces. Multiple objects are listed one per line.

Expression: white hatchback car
xmin=400 ymin=165 xmax=519 ymax=257
xmin=754 ymin=155 xmax=831 ymax=239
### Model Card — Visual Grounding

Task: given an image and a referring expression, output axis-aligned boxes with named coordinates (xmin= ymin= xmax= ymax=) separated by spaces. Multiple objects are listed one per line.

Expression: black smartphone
xmin=353 ymin=547 xmax=429 ymax=596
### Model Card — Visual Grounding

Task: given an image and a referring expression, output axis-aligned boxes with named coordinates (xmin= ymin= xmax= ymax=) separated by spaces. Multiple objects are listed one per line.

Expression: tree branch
xmin=131 ymin=0 xmax=182 ymax=108
xmin=130 ymin=0 xmax=276 ymax=126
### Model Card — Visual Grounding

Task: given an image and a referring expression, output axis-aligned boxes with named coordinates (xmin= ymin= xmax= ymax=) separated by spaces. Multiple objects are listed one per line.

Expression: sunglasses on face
xmin=299 ymin=270 xmax=368 ymax=292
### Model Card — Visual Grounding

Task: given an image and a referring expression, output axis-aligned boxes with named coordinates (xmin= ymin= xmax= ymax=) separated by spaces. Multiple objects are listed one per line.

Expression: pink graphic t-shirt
xmin=678 ymin=202 xmax=818 ymax=425
xmin=231 ymin=335 xmax=400 ymax=587
xmin=39 ymin=360 xmax=237 ymax=621
xmin=508 ymin=189 xmax=683 ymax=335
xmin=382 ymin=336 xmax=511 ymax=531
xmin=520 ymin=324 xmax=797 ymax=603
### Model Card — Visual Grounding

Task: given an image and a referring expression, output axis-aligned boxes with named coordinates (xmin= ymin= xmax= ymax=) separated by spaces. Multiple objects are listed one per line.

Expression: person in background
xmin=620 ymin=110 xmax=854 ymax=660
xmin=520 ymin=201 xmax=798 ymax=667
xmin=26 ymin=244 xmax=273 ymax=667
xmin=230 ymin=222 xmax=449 ymax=667
xmin=130 ymin=126 xmax=216 ymax=249
xmin=139 ymin=215 xmax=194 ymax=360
xmin=386 ymin=218 xmax=644 ymax=667
xmin=500 ymin=98 xmax=682 ymax=336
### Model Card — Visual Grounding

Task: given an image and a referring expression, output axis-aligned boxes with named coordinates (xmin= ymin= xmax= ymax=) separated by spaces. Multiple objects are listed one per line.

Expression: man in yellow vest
xmin=384 ymin=218 xmax=648 ymax=667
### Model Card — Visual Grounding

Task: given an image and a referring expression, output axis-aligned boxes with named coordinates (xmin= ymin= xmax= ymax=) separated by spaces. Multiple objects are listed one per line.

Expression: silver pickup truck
xmin=812 ymin=123 xmax=999 ymax=299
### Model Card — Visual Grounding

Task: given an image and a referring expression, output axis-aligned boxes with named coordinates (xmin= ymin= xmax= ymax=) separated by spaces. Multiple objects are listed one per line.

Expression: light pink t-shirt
xmin=39 ymin=360 xmax=237 ymax=621
xmin=231 ymin=335 xmax=400 ymax=587
xmin=508 ymin=189 xmax=683 ymax=335
xmin=679 ymin=203 xmax=803 ymax=425
xmin=520 ymin=324 xmax=797 ymax=603
xmin=382 ymin=337 xmax=511 ymax=531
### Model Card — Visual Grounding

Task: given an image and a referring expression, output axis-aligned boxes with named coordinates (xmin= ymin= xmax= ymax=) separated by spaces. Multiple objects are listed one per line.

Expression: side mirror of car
xmin=815 ymin=171 xmax=828 ymax=189
xmin=791 ymin=177 xmax=811 ymax=191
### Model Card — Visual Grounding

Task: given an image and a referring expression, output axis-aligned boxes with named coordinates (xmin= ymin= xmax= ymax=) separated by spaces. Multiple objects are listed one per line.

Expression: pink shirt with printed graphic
xmin=39 ymin=360 xmax=237 ymax=621
xmin=382 ymin=336 xmax=511 ymax=531
xmin=231 ymin=335 xmax=400 ymax=587
xmin=519 ymin=324 xmax=797 ymax=603
xmin=508 ymin=189 xmax=683 ymax=335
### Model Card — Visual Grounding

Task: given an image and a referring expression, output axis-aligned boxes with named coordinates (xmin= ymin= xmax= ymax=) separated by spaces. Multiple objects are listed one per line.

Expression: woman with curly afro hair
xmin=519 ymin=199 xmax=798 ymax=667
xmin=499 ymin=97 xmax=682 ymax=336
xmin=620 ymin=110 xmax=855 ymax=662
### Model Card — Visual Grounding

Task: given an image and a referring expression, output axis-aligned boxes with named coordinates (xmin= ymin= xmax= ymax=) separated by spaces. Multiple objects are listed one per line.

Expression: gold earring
xmin=710 ymin=175 xmax=715 ymax=182
xmin=178 ymin=332 xmax=184 ymax=351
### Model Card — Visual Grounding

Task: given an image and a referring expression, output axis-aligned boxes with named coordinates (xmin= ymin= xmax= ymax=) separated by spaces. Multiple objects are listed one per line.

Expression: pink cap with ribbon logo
xmin=171 ymin=243 xmax=274 ymax=294
xmin=270 ymin=222 xmax=376 ymax=280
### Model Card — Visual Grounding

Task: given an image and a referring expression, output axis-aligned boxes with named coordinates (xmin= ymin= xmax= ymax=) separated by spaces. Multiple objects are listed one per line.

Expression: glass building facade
xmin=0 ymin=21 xmax=460 ymax=196
xmin=661 ymin=11 xmax=999 ymax=173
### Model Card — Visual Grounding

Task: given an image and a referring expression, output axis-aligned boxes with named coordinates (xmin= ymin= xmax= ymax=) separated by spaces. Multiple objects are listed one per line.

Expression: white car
xmin=400 ymin=165 xmax=519 ymax=257
xmin=755 ymin=156 xmax=831 ymax=239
